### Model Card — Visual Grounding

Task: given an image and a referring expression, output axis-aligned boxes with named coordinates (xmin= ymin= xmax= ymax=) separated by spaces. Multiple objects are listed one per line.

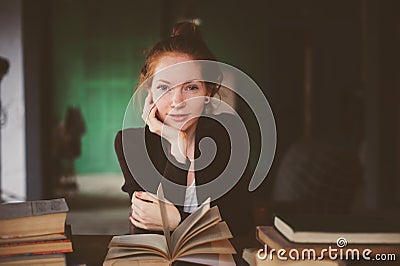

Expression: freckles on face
xmin=151 ymin=53 xmax=210 ymax=131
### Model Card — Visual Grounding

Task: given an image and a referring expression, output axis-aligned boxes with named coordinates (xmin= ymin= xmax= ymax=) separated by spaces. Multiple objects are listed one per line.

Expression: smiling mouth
xmin=168 ymin=114 xmax=190 ymax=122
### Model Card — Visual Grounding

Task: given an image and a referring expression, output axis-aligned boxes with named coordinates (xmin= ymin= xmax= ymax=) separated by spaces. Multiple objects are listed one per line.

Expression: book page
xmin=176 ymin=206 xmax=221 ymax=249
xmin=156 ymin=184 xmax=172 ymax=257
xmin=0 ymin=213 xmax=67 ymax=239
xmin=170 ymin=197 xmax=211 ymax=250
xmin=174 ymin=222 xmax=234 ymax=258
xmin=177 ymin=253 xmax=236 ymax=266
xmin=108 ymin=234 xmax=167 ymax=256
xmin=105 ymin=247 xmax=167 ymax=260
xmin=103 ymin=254 xmax=169 ymax=266
xmin=177 ymin=239 xmax=236 ymax=257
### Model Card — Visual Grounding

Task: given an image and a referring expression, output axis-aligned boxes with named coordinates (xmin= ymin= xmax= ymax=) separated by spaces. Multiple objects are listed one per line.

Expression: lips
xmin=168 ymin=114 xmax=190 ymax=122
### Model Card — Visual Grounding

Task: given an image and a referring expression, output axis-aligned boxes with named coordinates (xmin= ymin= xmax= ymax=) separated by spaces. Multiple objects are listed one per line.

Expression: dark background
xmin=7 ymin=0 xmax=400 ymax=214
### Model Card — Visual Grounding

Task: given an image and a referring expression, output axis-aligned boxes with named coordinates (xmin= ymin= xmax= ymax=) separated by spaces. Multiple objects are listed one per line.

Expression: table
xmin=67 ymin=235 xmax=112 ymax=266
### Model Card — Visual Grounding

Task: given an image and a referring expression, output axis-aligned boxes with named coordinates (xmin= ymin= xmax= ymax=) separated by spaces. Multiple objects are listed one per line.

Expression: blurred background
xmin=0 ymin=0 xmax=399 ymax=234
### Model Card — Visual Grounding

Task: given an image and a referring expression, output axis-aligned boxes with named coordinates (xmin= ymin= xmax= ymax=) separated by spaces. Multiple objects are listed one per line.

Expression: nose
xmin=170 ymin=87 xmax=186 ymax=108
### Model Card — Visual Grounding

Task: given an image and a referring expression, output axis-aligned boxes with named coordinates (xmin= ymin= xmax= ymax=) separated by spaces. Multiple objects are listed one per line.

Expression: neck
xmin=184 ymin=121 xmax=198 ymax=145
xmin=184 ymin=123 xmax=198 ymax=161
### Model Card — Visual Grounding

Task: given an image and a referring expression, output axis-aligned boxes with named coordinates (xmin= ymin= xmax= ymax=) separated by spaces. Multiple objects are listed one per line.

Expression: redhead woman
xmin=115 ymin=22 xmax=255 ymax=263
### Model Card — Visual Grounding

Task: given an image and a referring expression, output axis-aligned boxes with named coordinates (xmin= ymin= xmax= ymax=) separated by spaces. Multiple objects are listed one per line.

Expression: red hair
xmin=139 ymin=22 xmax=221 ymax=96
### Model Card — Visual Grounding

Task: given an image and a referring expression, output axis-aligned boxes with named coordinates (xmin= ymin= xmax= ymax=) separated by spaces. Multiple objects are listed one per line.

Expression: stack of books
xmin=0 ymin=198 xmax=73 ymax=265
xmin=243 ymin=212 xmax=400 ymax=265
xmin=103 ymin=185 xmax=236 ymax=265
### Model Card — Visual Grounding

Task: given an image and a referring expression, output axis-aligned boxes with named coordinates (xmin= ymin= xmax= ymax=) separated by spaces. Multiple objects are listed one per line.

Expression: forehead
xmin=153 ymin=54 xmax=203 ymax=85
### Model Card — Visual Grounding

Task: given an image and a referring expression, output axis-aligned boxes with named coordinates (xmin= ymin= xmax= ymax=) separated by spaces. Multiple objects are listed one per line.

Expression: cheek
xmin=154 ymin=94 xmax=170 ymax=109
xmin=189 ymin=99 xmax=206 ymax=115
xmin=154 ymin=100 xmax=169 ymax=120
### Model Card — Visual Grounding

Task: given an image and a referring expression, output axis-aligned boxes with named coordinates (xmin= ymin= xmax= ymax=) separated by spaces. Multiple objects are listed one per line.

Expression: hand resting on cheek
xmin=141 ymin=91 xmax=188 ymax=164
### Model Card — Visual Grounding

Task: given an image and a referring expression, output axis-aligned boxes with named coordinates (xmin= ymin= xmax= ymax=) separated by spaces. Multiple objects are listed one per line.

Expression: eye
xmin=156 ymin=84 xmax=169 ymax=91
xmin=185 ymin=84 xmax=199 ymax=92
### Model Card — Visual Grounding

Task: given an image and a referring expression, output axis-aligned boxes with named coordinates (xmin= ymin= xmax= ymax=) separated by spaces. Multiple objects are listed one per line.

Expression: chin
xmin=167 ymin=122 xmax=188 ymax=131
xmin=165 ymin=120 xmax=193 ymax=132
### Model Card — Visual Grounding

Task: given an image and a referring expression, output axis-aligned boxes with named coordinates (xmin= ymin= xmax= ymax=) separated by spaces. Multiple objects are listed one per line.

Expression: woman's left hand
xmin=142 ymin=91 xmax=188 ymax=163
xmin=130 ymin=191 xmax=181 ymax=231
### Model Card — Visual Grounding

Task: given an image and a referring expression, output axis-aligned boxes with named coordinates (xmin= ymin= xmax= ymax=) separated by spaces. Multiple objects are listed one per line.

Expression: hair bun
xmin=171 ymin=21 xmax=202 ymax=39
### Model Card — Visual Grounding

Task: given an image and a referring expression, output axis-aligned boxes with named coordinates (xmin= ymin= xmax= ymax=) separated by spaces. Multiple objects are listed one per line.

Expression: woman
xmin=115 ymin=22 xmax=254 ymax=258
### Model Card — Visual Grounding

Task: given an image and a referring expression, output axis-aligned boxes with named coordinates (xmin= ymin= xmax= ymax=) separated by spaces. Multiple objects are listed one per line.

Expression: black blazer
xmin=114 ymin=113 xmax=254 ymax=240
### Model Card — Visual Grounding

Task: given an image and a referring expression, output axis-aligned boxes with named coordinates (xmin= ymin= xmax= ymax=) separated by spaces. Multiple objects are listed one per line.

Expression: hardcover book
xmin=0 ymin=199 xmax=68 ymax=239
xmin=0 ymin=253 xmax=66 ymax=266
xmin=0 ymin=234 xmax=66 ymax=245
xmin=0 ymin=239 xmax=72 ymax=257
xmin=274 ymin=213 xmax=400 ymax=244
xmin=103 ymin=185 xmax=236 ymax=265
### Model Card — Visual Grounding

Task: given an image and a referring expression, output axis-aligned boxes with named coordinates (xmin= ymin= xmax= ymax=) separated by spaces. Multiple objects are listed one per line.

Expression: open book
xmin=103 ymin=184 xmax=236 ymax=265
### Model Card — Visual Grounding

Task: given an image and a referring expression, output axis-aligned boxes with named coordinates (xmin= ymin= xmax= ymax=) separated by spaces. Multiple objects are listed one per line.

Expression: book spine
xmin=0 ymin=249 xmax=72 ymax=258
xmin=0 ymin=233 xmax=65 ymax=240
xmin=0 ymin=239 xmax=71 ymax=248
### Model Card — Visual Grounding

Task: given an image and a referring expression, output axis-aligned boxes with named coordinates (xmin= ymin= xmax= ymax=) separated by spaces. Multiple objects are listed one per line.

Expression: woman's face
xmin=150 ymin=53 xmax=209 ymax=132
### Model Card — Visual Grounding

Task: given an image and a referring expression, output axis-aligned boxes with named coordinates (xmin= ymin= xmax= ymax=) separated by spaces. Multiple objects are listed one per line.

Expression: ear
xmin=205 ymin=87 xmax=212 ymax=97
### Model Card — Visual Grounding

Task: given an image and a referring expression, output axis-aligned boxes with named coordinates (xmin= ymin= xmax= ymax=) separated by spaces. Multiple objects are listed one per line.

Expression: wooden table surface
xmin=68 ymin=235 xmax=113 ymax=266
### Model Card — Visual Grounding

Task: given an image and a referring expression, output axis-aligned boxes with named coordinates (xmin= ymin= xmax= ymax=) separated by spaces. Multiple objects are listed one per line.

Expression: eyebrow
xmin=154 ymin=79 xmax=201 ymax=85
xmin=154 ymin=79 xmax=171 ymax=84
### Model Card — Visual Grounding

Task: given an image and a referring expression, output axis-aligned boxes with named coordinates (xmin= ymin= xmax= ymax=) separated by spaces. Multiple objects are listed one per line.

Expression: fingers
xmin=131 ymin=197 xmax=145 ymax=217
xmin=147 ymin=106 xmax=163 ymax=134
xmin=130 ymin=202 xmax=149 ymax=229
xmin=129 ymin=216 xmax=162 ymax=231
xmin=130 ymin=191 xmax=163 ymax=231
xmin=131 ymin=192 xmax=154 ymax=212
xmin=142 ymin=91 xmax=155 ymax=122
xmin=148 ymin=105 xmax=157 ymax=121
xmin=129 ymin=191 xmax=181 ymax=231
xmin=135 ymin=191 xmax=158 ymax=203
xmin=142 ymin=94 xmax=184 ymax=143
xmin=145 ymin=91 xmax=153 ymax=105
xmin=130 ymin=203 xmax=157 ymax=228
xmin=143 ymin=91 xmax=154 ymax=109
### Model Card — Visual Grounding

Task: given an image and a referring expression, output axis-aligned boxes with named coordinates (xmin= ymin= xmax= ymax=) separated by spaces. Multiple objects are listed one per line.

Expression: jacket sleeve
xmin=114 ymin=130 xmax=141 ymax=199
xmin=114 ymin=129 xmax=191 ymax=231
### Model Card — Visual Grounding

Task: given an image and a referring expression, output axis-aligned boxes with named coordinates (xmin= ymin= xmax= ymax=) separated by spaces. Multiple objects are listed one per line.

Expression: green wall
xmin=51 ymin=0 xmax=269 ymax=175
xmin=51 ymin=0 xmax=161 ymax=174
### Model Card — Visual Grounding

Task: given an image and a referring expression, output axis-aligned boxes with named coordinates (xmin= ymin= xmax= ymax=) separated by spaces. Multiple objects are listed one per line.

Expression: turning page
xmin=156 ymin=184 xmax=172 ymax=257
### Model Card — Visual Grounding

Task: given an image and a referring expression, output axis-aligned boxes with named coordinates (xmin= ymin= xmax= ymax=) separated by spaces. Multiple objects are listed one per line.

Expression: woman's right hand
xmin=141 ymin=91 xmax=188 ymax=163
xmin=130 ymin=191 xmax=181 ymax=231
